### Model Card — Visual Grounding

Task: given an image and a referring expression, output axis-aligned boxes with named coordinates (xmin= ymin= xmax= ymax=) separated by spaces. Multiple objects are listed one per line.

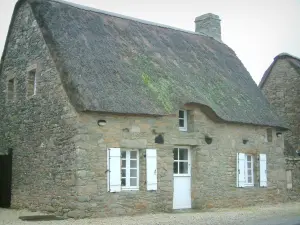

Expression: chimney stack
xmin=195 ymin=13 xmax=221 ymax=42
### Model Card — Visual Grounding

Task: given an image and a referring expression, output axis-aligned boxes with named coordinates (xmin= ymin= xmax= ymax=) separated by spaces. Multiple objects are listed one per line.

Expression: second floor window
xmin=266 ymin=128 xmax=272 ymax=142
xmin=179 ymin=109 xmax=187 ymax=131
xmin=7 ymin=78 xmax=15 ymax=101
xmin=27 ymin=69 xmax=36 ymax=97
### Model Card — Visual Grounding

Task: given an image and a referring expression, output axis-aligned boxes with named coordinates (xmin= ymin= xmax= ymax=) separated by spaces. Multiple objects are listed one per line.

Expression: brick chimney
xmin=195 ymin=13 xmax=221 ymax=42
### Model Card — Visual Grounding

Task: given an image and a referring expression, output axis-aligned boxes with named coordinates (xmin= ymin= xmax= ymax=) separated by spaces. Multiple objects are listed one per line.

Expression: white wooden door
xmin=173 ymin=147 xmax=191 ymax=209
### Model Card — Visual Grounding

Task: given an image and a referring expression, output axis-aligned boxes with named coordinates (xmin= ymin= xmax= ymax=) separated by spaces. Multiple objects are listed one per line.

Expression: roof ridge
xmin=259 ymin=52 xmax=300 ymax=88
xmin=275 ymin=52 xmax=300 ymax=62
xmin=50 ymin=0 xmax=219 ymax=41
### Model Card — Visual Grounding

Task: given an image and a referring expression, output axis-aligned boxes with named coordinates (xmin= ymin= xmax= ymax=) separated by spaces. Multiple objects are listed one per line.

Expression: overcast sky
xmin=1 ymin=0 xmax=300 ymax=84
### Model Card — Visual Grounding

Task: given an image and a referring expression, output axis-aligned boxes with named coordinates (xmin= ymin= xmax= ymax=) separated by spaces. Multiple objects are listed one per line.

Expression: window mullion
xmin=126 ymin=151 xmax=130 ymax=188
xmin=251 ymin=156 xmax=254 ymax=184
xmin=184 ymin=110 xmax=187 ymax=129
xmin=136 ymin=150 xmax=139 ymax=187
xmin=244 ymin=155 xmax=248 ymax=184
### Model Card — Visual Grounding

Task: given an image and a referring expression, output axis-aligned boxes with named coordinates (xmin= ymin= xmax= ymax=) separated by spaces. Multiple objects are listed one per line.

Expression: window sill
xmin=26 ymin=94 xmax=37 ymax=100
xmin=121 ymin=187 xmax=139 ymax=191
xmin=179 ymin=128 xmax=187 ymax=132
xmin=174 ymin=174 xmax=190 ymax=177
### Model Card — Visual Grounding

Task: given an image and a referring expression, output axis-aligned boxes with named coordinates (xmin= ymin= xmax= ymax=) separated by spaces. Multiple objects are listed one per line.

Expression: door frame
xmin=173 ymin=146 xmax=192 ymax=209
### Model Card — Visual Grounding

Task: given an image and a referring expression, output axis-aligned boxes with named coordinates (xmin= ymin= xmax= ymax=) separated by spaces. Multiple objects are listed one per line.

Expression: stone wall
xmin=0 ymin=3 xmax=78 ymax=213
xmin=261 ymin=58 xmax=300 ymax=156
xmin=0 ymin=2 xmax=288 ymax=218
xmin=72 ymin=104 xmax=286 ymax=218
xmin=286 ymin=159 xmax=300 ymax=200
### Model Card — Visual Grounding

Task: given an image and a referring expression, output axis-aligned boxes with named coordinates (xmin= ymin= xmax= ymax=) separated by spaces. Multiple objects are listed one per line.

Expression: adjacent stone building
xmin=259 ymin=53 xmax=300 ymax=193
xmin=0 ymin=0 xmax=290 ymax=218
xmin=259 ymin=53 xmax=300 ymax=156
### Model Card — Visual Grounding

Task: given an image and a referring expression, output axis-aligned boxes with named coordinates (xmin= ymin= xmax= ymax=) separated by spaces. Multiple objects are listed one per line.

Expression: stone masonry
xmin=0 ymin=2 xmax=289 ymax=219
xmin=71 ymin=104 xmax=286 ymax=218
xmin=260 ymin=55 xmax=300 ymax=198
xmin=260 ymin=58 xmax=300 ymax=157
xmin=0 ymin=3 xmax=79 ymax=213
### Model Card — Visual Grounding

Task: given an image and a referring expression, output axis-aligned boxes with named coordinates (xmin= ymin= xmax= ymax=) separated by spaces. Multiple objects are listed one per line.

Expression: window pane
xmin=179 ymin=149 xmax=188 ymax=160
xmin=121 ymin=151 xmax=126 ymax=159
xmin=130 ymin=151 xmax=137 ymax=159
xmin=173 ymin=148 xmax=178 ymax=160
xmin=179 ymin=162 xmax=188 ymax=174
xmin=248 ymin=176 xmax=252 ymax=183
xmin=173 ymin=162 xmax=178 ymax=174
xmin=247 ymin=155 xmax=251 ymax=161
xmin=130 ymin=169 xmax=137 ymax=177
xmin=179 ymin=119 xmax=184 ymax=127
xmin=130 ymin=178 xmax=137 ymax=186
xmin=130 ymin=160 xmax=137 ymax=168
xmin=121 ymin=178 xmax=126 ymax=186
xmin=248 ymin=169 xmax=252 ymax=175
xmin=121 ymin=169 xmax=126 ymax=177
xmin=122 ymin=160 xmax=126 ymax=168
xmin=179 ymin=110 xmax=184 ymax=118
xmin=247 ymin=162 xmax=251 ymax=169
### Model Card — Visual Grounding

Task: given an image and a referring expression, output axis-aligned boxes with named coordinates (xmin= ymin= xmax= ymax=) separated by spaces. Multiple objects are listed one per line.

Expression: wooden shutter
xmin=146 ymin=149 xmax=157 ymax=191
xmin=107 ymin=148 xmax=121 ymax=192
xmin=236 ymin=153 xmax=245 ymax=187
xmin=259 ymin=154 xmax=267 ymax=187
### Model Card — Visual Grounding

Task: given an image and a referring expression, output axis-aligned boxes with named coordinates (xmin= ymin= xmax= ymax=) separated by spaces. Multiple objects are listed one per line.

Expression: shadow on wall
xmin=284 ymin=140 xmax=297 ymax=157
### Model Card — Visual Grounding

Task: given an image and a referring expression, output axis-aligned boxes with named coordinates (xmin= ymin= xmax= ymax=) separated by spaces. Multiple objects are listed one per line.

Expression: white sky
xmin=0 ymin=0 xmax=300 ymax=84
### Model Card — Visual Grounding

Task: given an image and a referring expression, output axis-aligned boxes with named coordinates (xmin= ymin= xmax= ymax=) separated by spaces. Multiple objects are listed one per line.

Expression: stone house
xmin=0 ymin=0 xmax=290 ymax=218
xmin=259 ymin=53 xmax=300 ymax=192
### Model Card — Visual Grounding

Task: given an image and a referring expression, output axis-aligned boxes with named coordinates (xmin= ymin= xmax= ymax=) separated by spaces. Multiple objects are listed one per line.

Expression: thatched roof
xmin=2 ymin=0 xmax=286 ymax=128
xmin=259 ymin=53 xmax=300 ymax=89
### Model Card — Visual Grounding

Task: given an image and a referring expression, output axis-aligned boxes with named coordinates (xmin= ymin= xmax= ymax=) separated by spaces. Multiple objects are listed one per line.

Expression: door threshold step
xmin=172 ymin=208 xmax=197 ymax=213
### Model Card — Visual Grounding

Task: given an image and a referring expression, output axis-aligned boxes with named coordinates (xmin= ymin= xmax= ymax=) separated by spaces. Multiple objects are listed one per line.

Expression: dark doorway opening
xmin=0 ymin=148 xmax=12 ymax=208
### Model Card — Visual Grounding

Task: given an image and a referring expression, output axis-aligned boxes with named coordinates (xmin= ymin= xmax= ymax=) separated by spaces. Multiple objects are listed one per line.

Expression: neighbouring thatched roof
xmin=2 ymin=0 xmax=286 ymax=128
xmin=259 ymin=53 xmax=300 ymax=89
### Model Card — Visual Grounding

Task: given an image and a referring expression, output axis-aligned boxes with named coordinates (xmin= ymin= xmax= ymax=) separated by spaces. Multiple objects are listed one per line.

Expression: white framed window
xmin=121 ymin=150 xmax=139 ymax=190
xmin=173 ymin=147 xmax=190 ymax=176
xmin=27 ymin=69 xmax=37 ymax=97
xmin=245 ymin=154 xmax=254 ymax=186
xmin=179 ymin=110 xmax=187 ymax=131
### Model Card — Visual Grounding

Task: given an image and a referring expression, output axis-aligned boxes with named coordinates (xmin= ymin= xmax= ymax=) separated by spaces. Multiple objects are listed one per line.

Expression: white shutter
xmin=259 ymin=154 xmax=267 ymax=187
xmin=146 ymin=149 xmax=157 ymax=191
xmin=237 ymin=153 xmax=246 ymax=187
xmin=107 ymin=148 xmax=121 ymax=192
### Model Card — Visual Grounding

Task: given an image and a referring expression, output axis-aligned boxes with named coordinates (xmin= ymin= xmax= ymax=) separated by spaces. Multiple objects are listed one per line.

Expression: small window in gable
xmin=179 ymin=109 xmax=187 ymax=131
xmin=7 ymin=78 xmax=15 ymax=101
xmin=267 ymin=128 xmax=272 ymax=142
xmin=27 ymin=69 xmax=36 ymax=97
